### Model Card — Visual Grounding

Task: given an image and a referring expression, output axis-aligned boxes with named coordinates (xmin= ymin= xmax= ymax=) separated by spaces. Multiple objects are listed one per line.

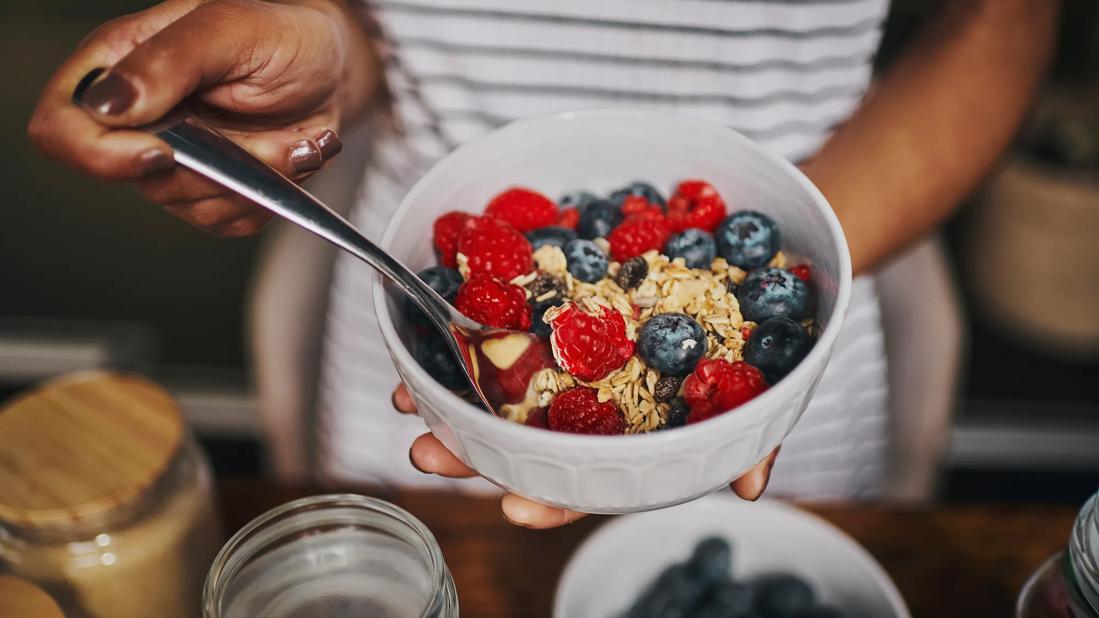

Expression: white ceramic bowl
xmin=374 ymin=109 xmax=852 ymax=513
xmin=554 ymin=494 xmax=910 ymax=618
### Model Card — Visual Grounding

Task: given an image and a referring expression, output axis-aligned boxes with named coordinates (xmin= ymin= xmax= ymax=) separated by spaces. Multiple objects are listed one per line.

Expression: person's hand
xmin=392 ymin=384 xmax=781 ymax=528
xmin=28 ymin=0 xmax=378 ymax=236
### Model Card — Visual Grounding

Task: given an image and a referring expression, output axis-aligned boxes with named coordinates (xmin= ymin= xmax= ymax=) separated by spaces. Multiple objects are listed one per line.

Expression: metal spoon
xmin=82 ymin=104 xmax=549 ymax=416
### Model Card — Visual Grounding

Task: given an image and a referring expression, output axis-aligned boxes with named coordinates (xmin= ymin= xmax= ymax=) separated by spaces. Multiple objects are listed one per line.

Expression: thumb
xmin=74 ymin=1 xmax=276 ymax=127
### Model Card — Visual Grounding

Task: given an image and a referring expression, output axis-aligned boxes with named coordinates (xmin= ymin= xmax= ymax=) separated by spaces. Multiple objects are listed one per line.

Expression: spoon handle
xmin=156 ymin=116 xmax=462 ymax=335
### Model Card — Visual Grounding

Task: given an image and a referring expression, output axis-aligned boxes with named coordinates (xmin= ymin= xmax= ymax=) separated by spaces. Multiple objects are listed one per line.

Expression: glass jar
xmin=1017 ymin=491 xmax=1099 ymax=618
xmin=0 ymin=372 xmax=223 ymax=618
xmin=204 ymin=494 xmax=458 ymax=618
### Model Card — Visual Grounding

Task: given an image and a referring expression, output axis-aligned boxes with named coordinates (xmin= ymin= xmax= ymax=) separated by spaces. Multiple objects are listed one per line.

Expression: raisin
xmin=615 ymin=256 xmax=648 ymax=290
xmin=654 ymin=375 xmax=685 ymax=402
xmin=528 ymin=272 xmax=564 ymax=299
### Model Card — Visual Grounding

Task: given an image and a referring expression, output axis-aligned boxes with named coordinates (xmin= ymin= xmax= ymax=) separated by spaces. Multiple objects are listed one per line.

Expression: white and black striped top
xmin=317 ymin=0 xmax=892 ymax=499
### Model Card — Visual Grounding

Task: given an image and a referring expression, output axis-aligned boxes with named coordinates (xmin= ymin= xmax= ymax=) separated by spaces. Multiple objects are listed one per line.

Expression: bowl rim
xmin=373 ymin=108 xmax=853 ymax=450
xmin=550 ymin=495 xmax=911 ymax=618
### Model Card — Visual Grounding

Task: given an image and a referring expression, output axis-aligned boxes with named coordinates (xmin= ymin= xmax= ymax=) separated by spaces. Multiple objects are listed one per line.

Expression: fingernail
xmin=314 ymin=129 xmax=343 ymax=159
xmin=502 ymin=511 xmax=532 ymax=528
xmin=72 ymin=67 xmax=106 ymax=103
xmin=79 ymin=72 xmax=137 ymax=116
xmin=391 ymin=390 xmax=401 ymax=411
xmin=408 ymin=450 xmax=427 ymax=474
xmin=138 ymin=149 xmax=174 ymax=174
xmin=289 ymin=139 xmax=322 ymax=174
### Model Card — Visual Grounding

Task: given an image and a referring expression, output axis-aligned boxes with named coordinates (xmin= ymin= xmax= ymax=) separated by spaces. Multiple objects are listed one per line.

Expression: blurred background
xmin=1 ymin=0 xmax=1096 ymax=502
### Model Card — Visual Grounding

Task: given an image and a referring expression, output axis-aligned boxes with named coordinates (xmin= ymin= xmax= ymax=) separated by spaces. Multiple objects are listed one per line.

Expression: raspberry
xmin=667 ymin=180 xmax=727 ymax=233
xmin=557 ymin=207 xmax=580 ymax=230
xmin=433 ymin=211 xmax=472 ymax=268
xmin=525 ymin=407 xmax=550 ymax=429
xmin=484 ymin=187 xmax=558 ymax=232
xmin=454 ymin=274 xmax=532 ymax=330
xmin=457 ymin=216 xmax=534 ymax=281
xmin=789 ymin=264 xmax=812 ymax=282
xmin=548 ymin=387 xmax=624 ymax=435
xmin=620 ymin=195 xmax=664 ymax=220
xmin=608 ymin=217 xmax=671 ymax=262
xmin=549 ymin=303 xmax=634 ymax=381
xmin=683 ymin=359 xmax=768 ymax=423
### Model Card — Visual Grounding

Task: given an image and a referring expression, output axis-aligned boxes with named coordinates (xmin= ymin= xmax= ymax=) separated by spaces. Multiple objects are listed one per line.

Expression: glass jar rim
xmin=203 ymin=493 xmax=450 ymax=618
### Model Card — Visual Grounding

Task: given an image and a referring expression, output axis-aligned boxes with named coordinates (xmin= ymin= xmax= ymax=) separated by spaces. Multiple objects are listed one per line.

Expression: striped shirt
xmin=317 ymin=0 xmax=892 ymax=499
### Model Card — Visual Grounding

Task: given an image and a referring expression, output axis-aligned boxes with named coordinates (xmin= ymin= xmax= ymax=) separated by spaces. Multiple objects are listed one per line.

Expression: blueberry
xmin=563 ymin=239 xmax=609 ymax=283
xmin=610 ymin=181 xmax=666 ymax=209
xmin=411 ymin=336 xmax=468 ymax=391
xmin=696 ymin=581 xmax=755 ymax=617
xmin=736 ymin=268 xmax=811 ymax=323
xmin=789 ymin=606 xmax=846 ymax=618
xmin=577 ymin=199 xmax=623 ymax=239
xmin=626 ymin=565 xmax=706 ymax=618
xmin=688 ymin=537 xmax=733 ymax=583
xmin=558 ymin=190 xmax=599 ymax=210
xmin=744 ymin=317 xmax=813 ymax=384
xmin=407 ymin=266 xmax=464 ymax=325
xmin=526 ymin=226 xmax=578 ymax=250
xmin=665 ymin=229 xmax=717 ymax=269
xmin=530 ymin=297 xmax=564 ymax=338
xmin=638 ymin=314 xmax=707 ymax=376
xmin=662 ymin=397 xmax=690 ymax=429
xmin=752 ymin=574 xmax=815 ymax=617
xmin=716 ymin=211 xmax=781 ymax=269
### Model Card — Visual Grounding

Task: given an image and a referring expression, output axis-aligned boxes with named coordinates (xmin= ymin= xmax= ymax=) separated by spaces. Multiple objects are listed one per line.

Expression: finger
xmin=138 ymin=127 xmax=340 ymax=205
xmin=500 ymin=494 xmax=588 ymax=529
xmin=30 ymin=87 xmax=173 ymax=181
xmin=409 ymin=433 xmax=477 ymax=478
xmin=164 ymin=196 xmax=263 ymax=230
xmin=27 ymin=2 xmax=203 ymax=181
xmin=211 ymin=213 xmax=273 ymax=238
xmin=74 ymin=1 xmax=275 ymax=126
xmin=392 ymin=384 xmax=417 ymax=414
xmin=730 ymin=446 xmax=781 ymax=501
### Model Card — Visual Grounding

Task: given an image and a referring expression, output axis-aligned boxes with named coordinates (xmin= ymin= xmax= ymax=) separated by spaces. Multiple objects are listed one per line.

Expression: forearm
xmin=801 ymin=0 xmax=1060 ymax=274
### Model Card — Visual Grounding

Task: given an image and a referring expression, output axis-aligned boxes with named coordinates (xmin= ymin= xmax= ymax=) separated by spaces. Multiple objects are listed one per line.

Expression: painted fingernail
xmin=79 ymin=72 xmax=137 ymax=116
xmin=72 ymin=67 xmax=106 ymax=103
xmin=314 ymin=129 xmax=343 ymax=159
xmin=138 ymin=149 xmax=175 ymax=174
xmin=289 ymin=139 xmax=322 ymax=174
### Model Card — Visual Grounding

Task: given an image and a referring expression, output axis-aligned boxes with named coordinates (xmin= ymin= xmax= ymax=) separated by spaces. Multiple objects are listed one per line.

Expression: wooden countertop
xmin=217 ymin=481 xmax=1077 ymax=617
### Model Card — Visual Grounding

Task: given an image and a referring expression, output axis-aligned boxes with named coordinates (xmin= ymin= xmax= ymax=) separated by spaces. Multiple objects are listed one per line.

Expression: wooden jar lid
xmin=0 ymin=576 xmax=64 ymax=618
xmin=0 ymin=372 xmax=184 ymax=528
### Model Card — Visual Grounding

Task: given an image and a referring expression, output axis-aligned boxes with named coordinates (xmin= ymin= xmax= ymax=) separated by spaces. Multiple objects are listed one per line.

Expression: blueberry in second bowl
xmin=638 ymin=313 xmax=707 ymax=376
xmin=744 ymin=317 xmax=813 ymax=384
xmin=752 ymin=573 xmax=816 ymax=618
xmin=716 ymin=210 xmax=780 ymax=269
xmin=737 ymin=267 xmax=811 ymax=323
xmin=665 ymin=228 xmax=717 ymax=269
xmin=687 ymin=536 xmax=733 ymax=583
xmin=563 ymin=238 xmax=609 ymax=283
